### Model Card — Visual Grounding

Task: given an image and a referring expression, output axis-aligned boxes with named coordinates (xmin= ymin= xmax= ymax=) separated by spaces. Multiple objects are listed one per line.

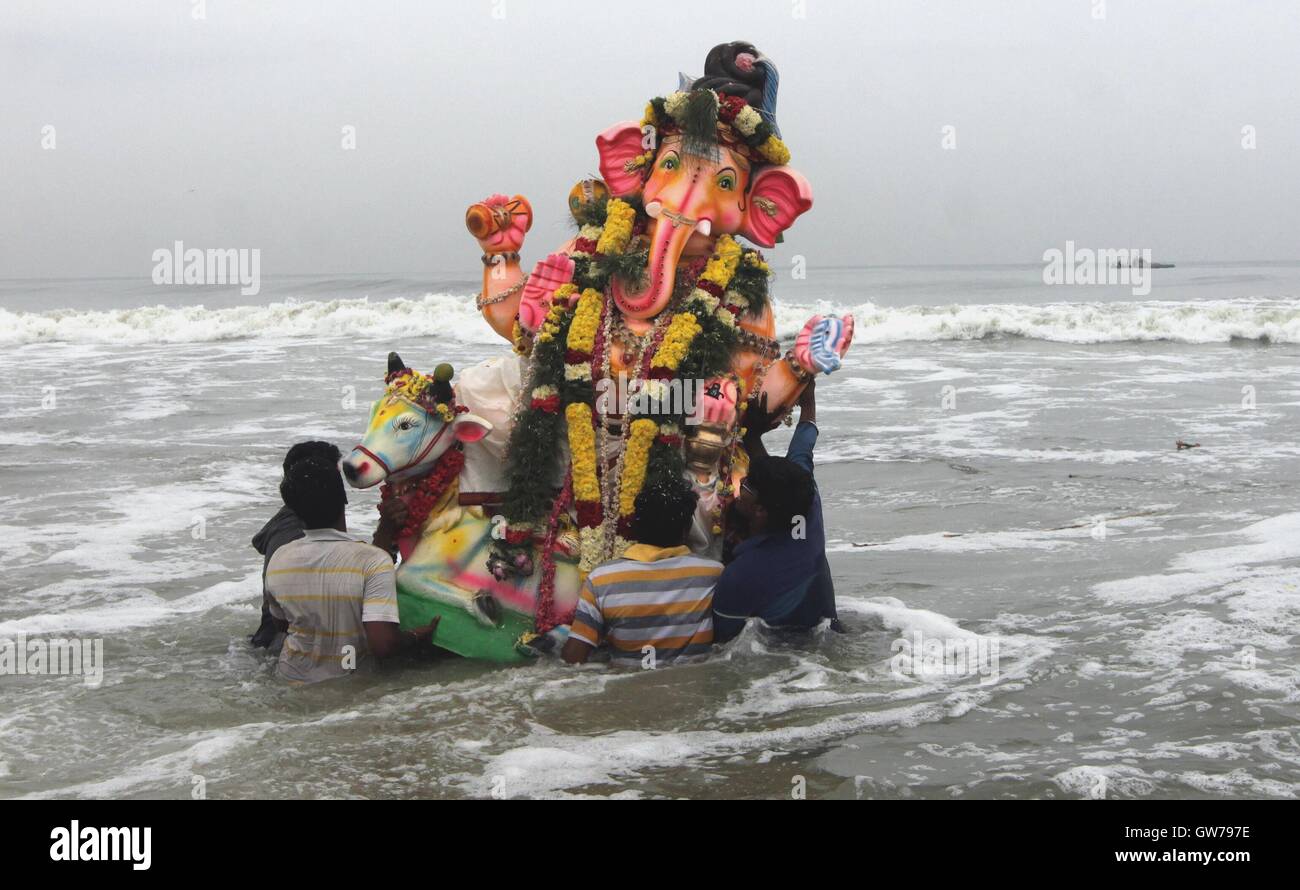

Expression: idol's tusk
xmin=645 ymin=201 xmax=662 ymax=219
xmin=695 ymin=218 xmax=712 ymax=237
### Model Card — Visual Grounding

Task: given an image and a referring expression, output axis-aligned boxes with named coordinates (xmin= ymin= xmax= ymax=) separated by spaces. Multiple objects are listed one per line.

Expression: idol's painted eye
xmin=717 ymin=173 xmax=736 ymax=191
xmin=660 ymin=152 xmax=680 ymax=171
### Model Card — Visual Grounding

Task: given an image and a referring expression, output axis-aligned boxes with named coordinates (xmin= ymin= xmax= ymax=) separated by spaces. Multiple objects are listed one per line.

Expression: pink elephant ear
xmin=596 ymin=122 xmax=649 ymax=197
xmin=739 ymin=167 xmax=813 ymax=248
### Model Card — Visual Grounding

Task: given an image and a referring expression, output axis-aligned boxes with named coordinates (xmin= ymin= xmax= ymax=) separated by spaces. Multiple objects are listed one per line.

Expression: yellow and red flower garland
xmin=647 ymin=90 xmax=791 ymax=167
xmin=565 ymin=236 xmax=749 ymax=570
xmin=499 ymin=185 xmax=770 ymax=594
xmin=506 ymin=234 xmax=757 ymax=569
xmin=594 ymin=199 xmax=636 ymax=256
xmin=494 ymin=86 xmax=789 ymax=630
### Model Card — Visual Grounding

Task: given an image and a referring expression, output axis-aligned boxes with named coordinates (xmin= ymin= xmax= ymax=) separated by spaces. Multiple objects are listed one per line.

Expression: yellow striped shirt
xmin=265 ymin=528 xmax=399 ymax=684
xmin=568 ymin=544 xmax=720 ymax=665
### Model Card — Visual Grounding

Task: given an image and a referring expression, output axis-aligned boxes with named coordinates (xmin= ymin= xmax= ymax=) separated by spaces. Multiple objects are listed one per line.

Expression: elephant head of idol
xmin=595 ymin=41 xmax=813 ymax=320
xmin=341 ymin=352 xmax=491 ymax=490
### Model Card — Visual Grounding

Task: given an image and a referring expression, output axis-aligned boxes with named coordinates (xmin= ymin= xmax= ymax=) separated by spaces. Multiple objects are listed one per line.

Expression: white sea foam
xmin=1053 ymin=761 xmax=1299 ymax=799
xmin=4 ymin=295 xmax=1300 ymax=346
xmin=1092 ymin=511 xmax=1300 ymax=604
xmin=0 ymin=571 xmax=261 ymax=637
xmin=1084 ymin=513 xmax=1300 ymax=713
xmin=17 ymin=724 xmax=275 ymax=800
xmin=829 ymin=513 xmax=1160 ymax=554
xmin=767 ymin=298 xmax=1300 ymax=343
xmin=0 ymin=294 xmax=500 ymax=347
xmin=447 ymin=598 xmax=1055 ymax=798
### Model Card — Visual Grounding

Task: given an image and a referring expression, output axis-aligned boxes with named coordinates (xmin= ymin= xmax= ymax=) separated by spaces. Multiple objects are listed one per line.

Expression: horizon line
xmin=4 ymin=259 xmax=1300 ymax=284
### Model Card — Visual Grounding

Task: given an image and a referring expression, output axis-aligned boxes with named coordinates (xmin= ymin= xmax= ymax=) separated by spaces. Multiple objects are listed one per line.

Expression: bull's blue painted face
xmin=343 ymin=394 xmax=450 ymax=488
xmin=341 ymin=366 xmax=493 ymax=489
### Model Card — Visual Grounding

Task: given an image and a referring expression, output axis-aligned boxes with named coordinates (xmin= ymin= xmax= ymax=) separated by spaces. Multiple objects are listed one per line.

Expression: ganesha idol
xmin=342 ymin=42 xmax=854 ymax=662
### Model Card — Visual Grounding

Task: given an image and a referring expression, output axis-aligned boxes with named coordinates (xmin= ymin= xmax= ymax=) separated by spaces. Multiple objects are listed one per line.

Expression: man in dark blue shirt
xmin=712 ymin=380 xmax=838 ymax=642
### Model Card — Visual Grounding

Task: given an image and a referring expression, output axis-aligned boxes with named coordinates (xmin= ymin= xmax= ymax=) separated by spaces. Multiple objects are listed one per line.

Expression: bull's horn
xmin=387 ymin=352 xmax=406 ymax=374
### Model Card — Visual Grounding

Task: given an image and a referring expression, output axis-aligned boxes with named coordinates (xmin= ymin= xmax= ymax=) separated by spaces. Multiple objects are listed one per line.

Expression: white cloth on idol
xmin=454 ymin=353 xmax=568 ymax=498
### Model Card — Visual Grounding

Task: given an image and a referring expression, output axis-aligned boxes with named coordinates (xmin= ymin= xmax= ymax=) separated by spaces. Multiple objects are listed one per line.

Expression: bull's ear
xmin=387 ymin=352 xmax=406 ymax=375
xmin=452 ymin=412 xmax=492 ymax=443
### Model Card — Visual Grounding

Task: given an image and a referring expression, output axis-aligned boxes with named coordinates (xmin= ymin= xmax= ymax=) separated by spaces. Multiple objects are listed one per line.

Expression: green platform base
xmin=398 ymin=590 xmax=535 ymax=664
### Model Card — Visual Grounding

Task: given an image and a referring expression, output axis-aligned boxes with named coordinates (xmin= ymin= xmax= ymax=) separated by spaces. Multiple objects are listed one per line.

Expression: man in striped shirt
xmin=562 ymin=478 xmax=720 ymax=667
xmin=266 ymin=454 xmax=437 ymax=684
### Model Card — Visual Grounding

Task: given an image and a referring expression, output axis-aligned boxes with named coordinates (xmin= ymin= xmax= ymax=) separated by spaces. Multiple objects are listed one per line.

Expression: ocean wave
xmin=3 ymin=294 xmax=1300 ymax=346
xmin=0 ymin=293 xmax=502 ymax=347
xmin=774 ymin=297 xmax=1300 ymax=345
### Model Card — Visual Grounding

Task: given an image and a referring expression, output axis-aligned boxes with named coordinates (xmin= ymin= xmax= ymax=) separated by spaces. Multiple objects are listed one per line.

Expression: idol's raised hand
xmin=465 ymin=194 xmax=533 ymax=254
xmin=794 ymin=314 xmax=855 ymax=375
xmin=517 ymin=253 xmax=576 ymax=332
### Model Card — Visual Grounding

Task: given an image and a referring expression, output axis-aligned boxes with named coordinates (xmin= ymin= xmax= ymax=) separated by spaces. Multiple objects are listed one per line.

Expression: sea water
xmin=1 ymin=264 xmax=1297 ymax=799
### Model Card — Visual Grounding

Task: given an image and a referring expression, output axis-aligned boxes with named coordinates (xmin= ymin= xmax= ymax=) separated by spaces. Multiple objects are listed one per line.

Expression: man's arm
xmin=359 ymin=549 xmax=436 ymax=658
xmin=710 ymin=573 xmax=750 ymax=644
xmin=364 ymin=617 xmax=439 ymax=659
xmin=561 ymin=635 xmax=594 ymax=664
xmin=266 ymin=591 xmax=288 ymax=623
xmin=742 ymin=391 xmax=784 ymax=459
xmin=786 ymin=380 xmax=818 ymax=474
xmin=370 ymin=498 xmax=408 ymax=558
xmin=262 ymin=570 xmax=291 ymax=638
xmin=796 ymin=378 xmax=816 ymax=425
xmin=562 ymin=580 xmax=603 ymax=664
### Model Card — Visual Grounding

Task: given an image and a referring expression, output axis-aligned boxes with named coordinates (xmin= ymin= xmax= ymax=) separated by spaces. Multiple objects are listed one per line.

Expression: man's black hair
xmin=746 ymin=455 xmax=814 ymax=532
xmin=282 ymin=440 xmax=341 ymax=474
xmin=631 ymin=477 xmax=699 ymax=548
xmin=280 ymin=457 xmax=347 ymax=529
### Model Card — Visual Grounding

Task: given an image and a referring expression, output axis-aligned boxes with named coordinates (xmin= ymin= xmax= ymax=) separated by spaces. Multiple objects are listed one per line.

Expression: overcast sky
xmin=2 ymin=0 xmax=1298 ymax=279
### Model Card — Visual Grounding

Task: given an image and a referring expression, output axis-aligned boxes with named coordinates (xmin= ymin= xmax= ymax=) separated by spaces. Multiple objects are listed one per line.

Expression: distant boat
xmin=1114 ymin=259 xmax=1175 ymax=269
